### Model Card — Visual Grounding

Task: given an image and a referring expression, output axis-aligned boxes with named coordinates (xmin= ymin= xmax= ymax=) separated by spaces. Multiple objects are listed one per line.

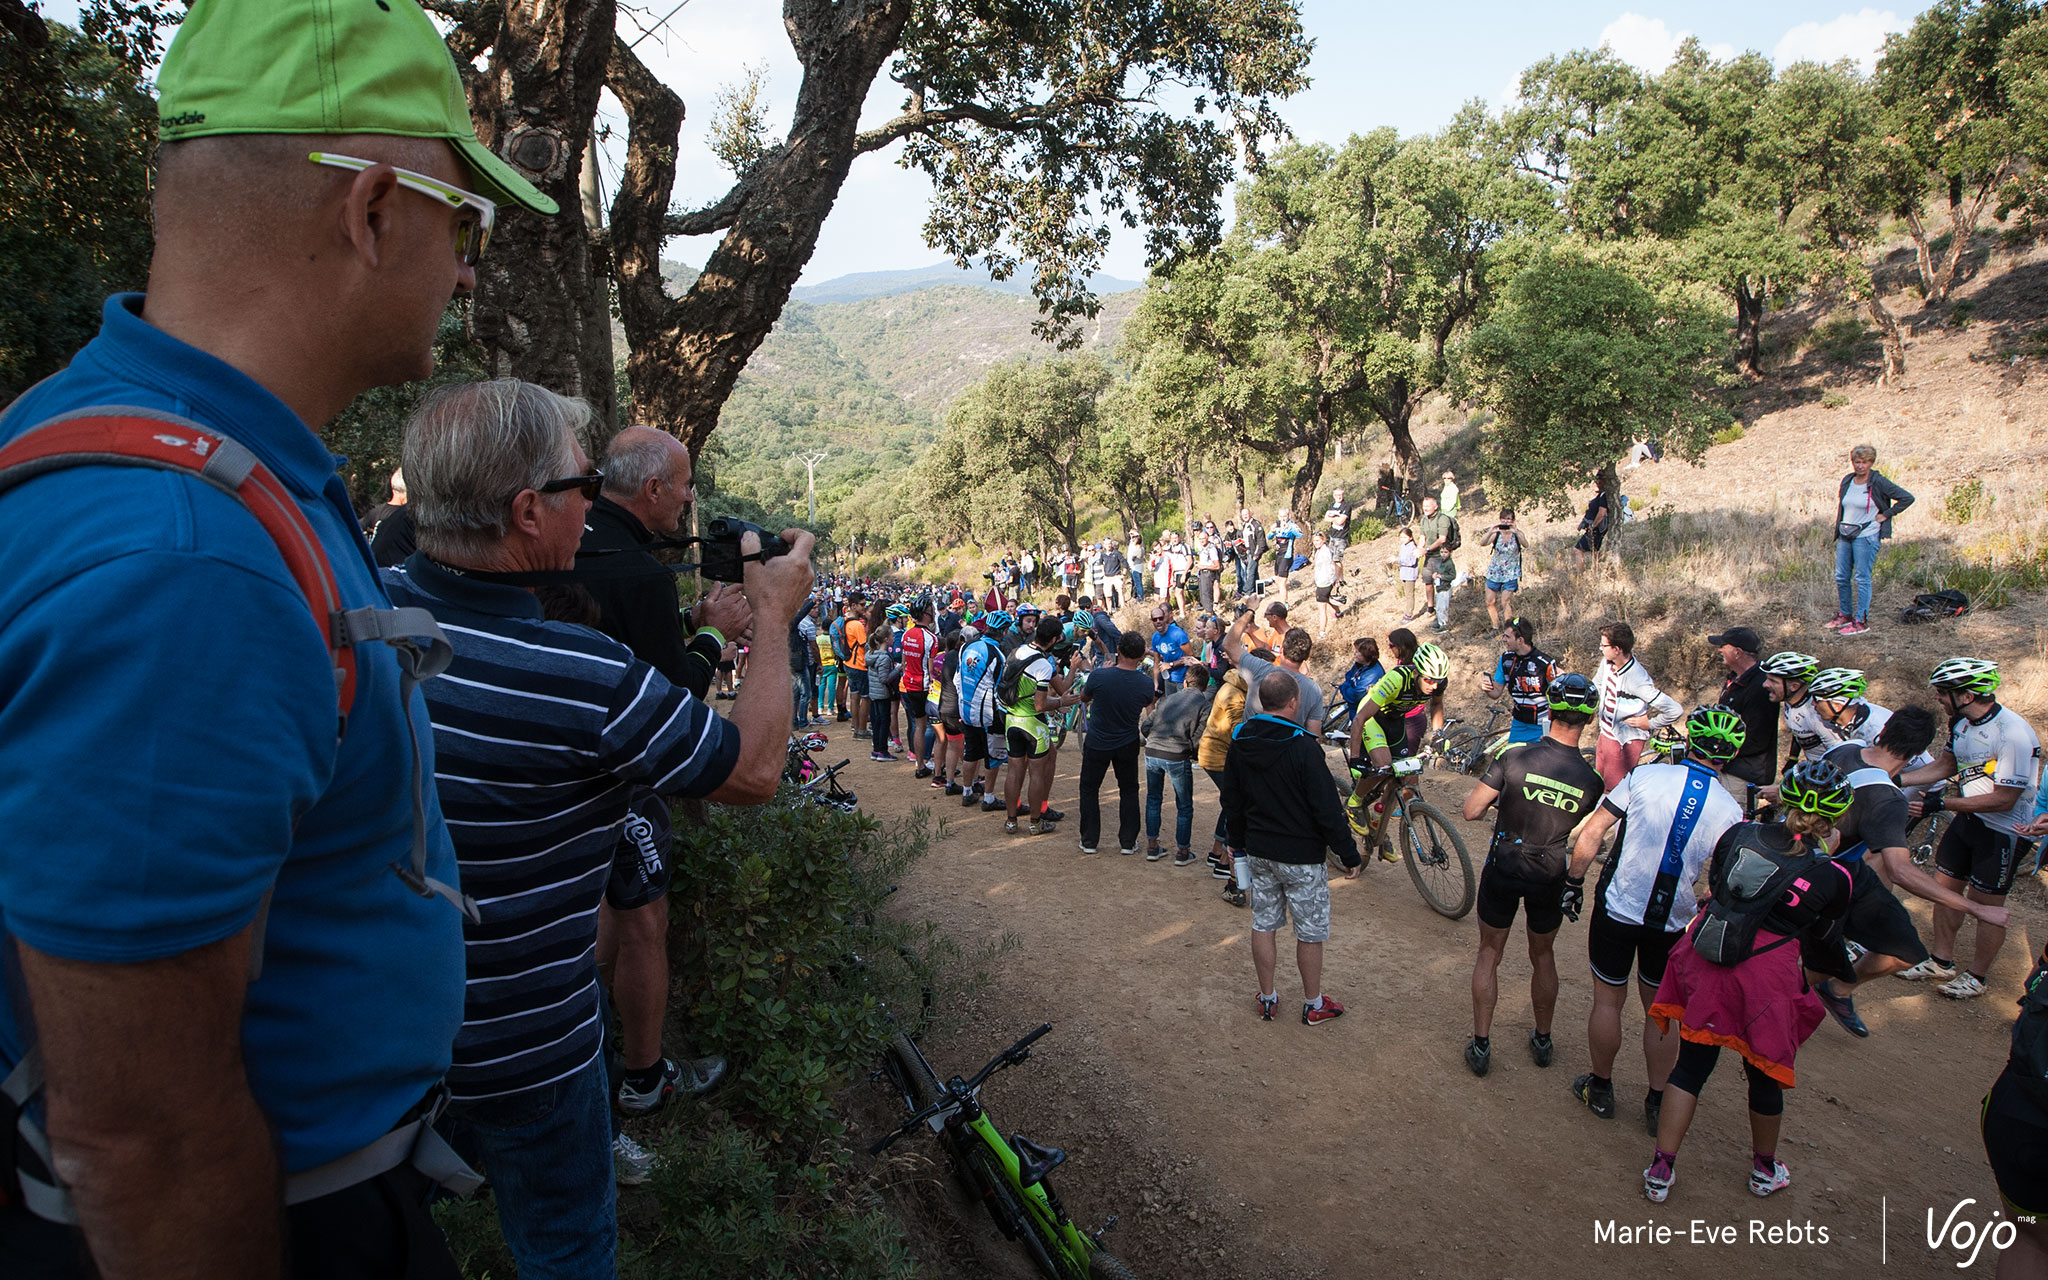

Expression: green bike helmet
xmin=885 ymin=604 xmax=910 ymax=622
xmin=1780 ymin=758 xmax=1853 ymax=821
xmin=1929 ymin=656 xmax=2001 ymax=697
xmin=1758 ymin=651 xmax=1819 ymax=683
xmin=1808 ymin=668 xmax=1868 ymax=702
xmin=1413 ymin=643 xmax=1450 ymax=683
xmin=1546 ymin=672 xmax=1598 ymax=716
xmin=1685 ymin=704 xmax=1747 ymax=762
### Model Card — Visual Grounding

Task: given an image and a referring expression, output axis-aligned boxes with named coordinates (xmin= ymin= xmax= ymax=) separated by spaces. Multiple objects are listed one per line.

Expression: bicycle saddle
xmin=1010 ymin=1134 xmax=1067 ymax=1188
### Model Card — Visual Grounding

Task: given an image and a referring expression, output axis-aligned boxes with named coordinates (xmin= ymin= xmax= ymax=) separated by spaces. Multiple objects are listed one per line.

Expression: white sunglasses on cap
xmin=309 ymin=151 xmax=496 ymax=266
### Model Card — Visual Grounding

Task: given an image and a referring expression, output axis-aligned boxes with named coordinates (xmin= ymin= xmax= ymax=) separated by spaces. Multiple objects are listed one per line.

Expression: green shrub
xmin=1711 ymin=423 xmax=1746 ymax=446
xmin=1350 ymin=514 xmax=1387 ymax=542
xmin=1809 ymin=312 xmax=1877 ymax=364
xmin=1941 ymin=478 xmax=1994 ymax=525
xmin=1948 ymin=299 xmax=1976 ymax=330
xmin=1821 ymin=390 xmax=1849 ymax=410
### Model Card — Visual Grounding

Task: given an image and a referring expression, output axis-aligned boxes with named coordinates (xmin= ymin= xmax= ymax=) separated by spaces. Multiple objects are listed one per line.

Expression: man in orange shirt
xmin=843 ymin=597 xmax=870 ymax=738
xmin=1247 ymin=599 xmax=1290 ymax=654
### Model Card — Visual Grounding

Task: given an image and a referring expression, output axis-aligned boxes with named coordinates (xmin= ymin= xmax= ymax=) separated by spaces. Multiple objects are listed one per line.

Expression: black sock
xmin=1645 ymin=1087 xmax=1663 ymax=1104
xmin=1591 ymin=1073 xmax=1611 ymax=1088
xmin=1472 ymin=1036 xmax=1489 ymax=1051
xmin=624 ymin=1059 xmax=668 ymax=1091
xmin=1532 ymin=1031 xmax=1552 ymax=1044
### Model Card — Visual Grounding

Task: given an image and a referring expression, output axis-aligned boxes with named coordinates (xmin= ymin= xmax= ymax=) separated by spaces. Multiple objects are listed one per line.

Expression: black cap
xmin=1707 ymin=626 xmax=1760 ymax=653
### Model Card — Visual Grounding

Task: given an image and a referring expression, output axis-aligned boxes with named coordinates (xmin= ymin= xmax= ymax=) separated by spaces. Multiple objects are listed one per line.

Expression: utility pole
xmin=791 ymin=450 xmax=828 ymax=525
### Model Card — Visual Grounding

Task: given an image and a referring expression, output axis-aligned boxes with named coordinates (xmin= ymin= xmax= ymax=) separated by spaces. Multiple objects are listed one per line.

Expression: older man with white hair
xmin=385 ymin=379 xmax=813 ymax=1278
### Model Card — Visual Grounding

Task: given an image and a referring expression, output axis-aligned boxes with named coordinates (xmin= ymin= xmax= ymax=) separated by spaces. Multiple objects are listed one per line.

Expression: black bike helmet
xmin=1546 ymin=673 xmax=1598 ymax=717
xmin=1780 ymin=757 xmax=1853 ymax=821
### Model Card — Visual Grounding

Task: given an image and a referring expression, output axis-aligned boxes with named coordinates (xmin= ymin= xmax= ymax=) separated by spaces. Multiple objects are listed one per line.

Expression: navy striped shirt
xmin=384 ymin=556 xmax=739 ymax=1101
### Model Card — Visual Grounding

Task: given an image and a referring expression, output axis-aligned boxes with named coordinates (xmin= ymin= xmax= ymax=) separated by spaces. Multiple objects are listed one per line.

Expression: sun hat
xmin=156 ymin=0 xmax=557 ymax=215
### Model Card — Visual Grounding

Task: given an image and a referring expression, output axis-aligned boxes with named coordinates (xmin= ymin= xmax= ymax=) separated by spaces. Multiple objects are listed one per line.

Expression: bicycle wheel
xmin=1089 ymin=1249 xmax=1142 ymax=1280
xmin=1435 ymin=727 xmax=1478 ymax=772
xmin=1400 ymin=801 xmax=1474 ymax=919
xmin=885 ymin=1032 xmax=942 ymax=1112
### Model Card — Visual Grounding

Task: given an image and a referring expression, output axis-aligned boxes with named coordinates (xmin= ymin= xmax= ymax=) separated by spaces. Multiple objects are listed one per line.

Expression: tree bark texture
xmin=1867 ymin=295 xmax=1907 ymax=389
xmin=458 ymin=0 xmax=619 ymax=431
xmin=611 ymin=1 xmax=914 ymax=460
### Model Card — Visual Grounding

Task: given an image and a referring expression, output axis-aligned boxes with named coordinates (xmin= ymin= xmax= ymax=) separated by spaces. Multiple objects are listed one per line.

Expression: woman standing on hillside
xmin=1828 ymin=444 xmax=1913 ymax=638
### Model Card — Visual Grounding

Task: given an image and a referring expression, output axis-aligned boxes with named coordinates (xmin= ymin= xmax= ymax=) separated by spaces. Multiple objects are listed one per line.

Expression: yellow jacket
xmin=1197 ymin=668 xmax=1249 ymax=772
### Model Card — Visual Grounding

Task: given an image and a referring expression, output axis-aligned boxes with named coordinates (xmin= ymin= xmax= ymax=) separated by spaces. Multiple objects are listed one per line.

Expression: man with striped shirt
xmin=386 ymin=380 xmax=811 ymax=1278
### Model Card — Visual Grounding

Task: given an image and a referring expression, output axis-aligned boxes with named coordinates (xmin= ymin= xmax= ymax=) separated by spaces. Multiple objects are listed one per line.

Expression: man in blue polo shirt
xmin=0 ymin=2 xmax=560 ymax=1276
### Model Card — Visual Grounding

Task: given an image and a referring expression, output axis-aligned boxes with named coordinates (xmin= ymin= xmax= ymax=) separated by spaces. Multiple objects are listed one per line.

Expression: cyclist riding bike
xmin=1345 ymin=641 xmax=1449 ymax=769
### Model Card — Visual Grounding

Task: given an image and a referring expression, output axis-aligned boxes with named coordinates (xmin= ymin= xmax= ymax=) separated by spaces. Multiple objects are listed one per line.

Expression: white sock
xmin=1305 ymin=994 xmax=1323 ymax=1010
xmin=1261 ymin=990 xmax=1278 ymax=1002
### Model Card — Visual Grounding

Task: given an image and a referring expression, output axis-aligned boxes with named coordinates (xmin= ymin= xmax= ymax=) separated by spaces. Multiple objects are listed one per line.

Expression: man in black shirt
xmin=1801 ymin=709 xmax=2010 ymax=1036
xmin=1460 ymin=673 xmax=1607 ymax=1077
xmin=580 ymin=426 xmax=753 ymax=1118
xmin=1077 ymin=632 xmax=1158 ymax=855
xmin=1710 ymin=626 xmax=1777 ymax=791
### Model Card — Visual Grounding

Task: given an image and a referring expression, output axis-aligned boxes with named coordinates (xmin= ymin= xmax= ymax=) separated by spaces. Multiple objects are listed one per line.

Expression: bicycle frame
xmin=952 ymin=1108 xmax=1095 ymax=1274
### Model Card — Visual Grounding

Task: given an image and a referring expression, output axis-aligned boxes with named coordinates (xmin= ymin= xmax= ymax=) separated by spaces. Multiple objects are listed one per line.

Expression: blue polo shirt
xmin=0 ymin=295 xmax=466 ymax=1173
xmin=1149 ymin=622 xmax=1191 ymax=684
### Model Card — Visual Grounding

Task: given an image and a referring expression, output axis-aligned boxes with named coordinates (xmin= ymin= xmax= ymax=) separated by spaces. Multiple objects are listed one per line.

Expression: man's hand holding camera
xmin=694 ymin=581 xmax=752 ymax=643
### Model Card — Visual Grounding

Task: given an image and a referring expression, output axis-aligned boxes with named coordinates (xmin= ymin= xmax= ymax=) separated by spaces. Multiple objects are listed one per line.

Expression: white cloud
xmin=1597 ymin=13 xmax=1734 ymax=73
xmin=1773 ymin=9 xmax=1907 ymax=75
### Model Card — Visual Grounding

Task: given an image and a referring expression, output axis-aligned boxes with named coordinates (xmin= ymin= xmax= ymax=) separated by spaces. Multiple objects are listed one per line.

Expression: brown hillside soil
xmin=849 ymin=245 xmax=2048 ymax=1278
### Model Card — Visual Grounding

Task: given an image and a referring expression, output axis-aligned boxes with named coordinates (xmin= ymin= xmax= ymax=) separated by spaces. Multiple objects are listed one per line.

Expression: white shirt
xmin=1950 ymin=703 xmax=2043 ymax=835
xmin=1596 ymin=657 xmax=1682 ymax=745
xmin=1598 ymin=762 xmax=1744 ymax=930
xmin=1313 ymin=545 xmax=1337 ymax=587
xmin=1782 ymin=695 xmax=1847 ymax=762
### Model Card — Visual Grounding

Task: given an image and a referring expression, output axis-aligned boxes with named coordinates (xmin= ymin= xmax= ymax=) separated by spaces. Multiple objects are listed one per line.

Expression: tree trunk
xmin=1286 ymin=394 xmax=1332 ymax=519
xmin=609 ymin=5 xmax=914 ymax=461
xmin=1383 ymin=399 xmax=1420 ymax=496
xmin=1929 ymin=168 xmax=2008 ymax=307
xmin=1734 ymin=280 xmax=1765 ymax=374
xmin=1232 ymin=451 xmax=1246 ymax=515
xmin=1867 ymin=295 xmax=1906 ymax=389
xmin=1173 ymin=455 xmax=1198 ymax=528
xmin=1903 ymin=208 xmax=1938 ymax=305
xmin=462 ymin=0 xmax=618 ymax=431
xmin=1597 ymin=461 xmax=1622 ymax=560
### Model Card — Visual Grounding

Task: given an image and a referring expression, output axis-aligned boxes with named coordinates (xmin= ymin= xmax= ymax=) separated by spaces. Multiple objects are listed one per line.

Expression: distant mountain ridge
xmin=792 ymin=261 xmax=1143 ymax=304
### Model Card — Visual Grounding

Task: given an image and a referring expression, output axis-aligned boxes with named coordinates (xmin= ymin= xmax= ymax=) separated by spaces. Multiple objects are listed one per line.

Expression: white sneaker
xmin=1896 ymin=957 xmax=1958 ymax=982
xmin=1749 ymin=1158 xmax=1791 ymax=1197
xmin=1937 ymin=971 xmax=1987 ymax=1000
xmin=614 ymin=1132 xmax=659 ymax=1186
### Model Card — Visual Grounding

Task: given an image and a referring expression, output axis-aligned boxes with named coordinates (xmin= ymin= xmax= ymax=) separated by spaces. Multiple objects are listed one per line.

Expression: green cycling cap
xmin=156 ymin=0 xmax=558 ymax=216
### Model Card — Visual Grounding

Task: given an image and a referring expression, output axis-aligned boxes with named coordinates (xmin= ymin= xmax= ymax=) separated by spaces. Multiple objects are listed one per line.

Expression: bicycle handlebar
xmin=869 ymin=1023 xmax=1055 ymax=1155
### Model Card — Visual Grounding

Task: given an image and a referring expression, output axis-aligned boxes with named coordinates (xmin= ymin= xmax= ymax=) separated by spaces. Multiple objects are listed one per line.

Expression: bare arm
xmin=1871 ymin=847 xmax=2010 ymax=924
xmin=1570 ymin=807 xmax=1622 ymax=879
xmin=21 ymin=924 xmax=284 ymax=1280
xmin=1463 ymin=780 xmax=1501 ymax=823
xmin=1900 ymin=751 xmax=1956 ymax=790
xmin=1224 ymin=609 xmax=1252 ymax=664
xmin=705 ymin=530 xmax=816 ymax=805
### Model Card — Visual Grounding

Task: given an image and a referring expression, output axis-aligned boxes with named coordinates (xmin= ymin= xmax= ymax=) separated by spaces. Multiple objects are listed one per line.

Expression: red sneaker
xmin=1256 ymin=992 xmax=1278 ymax=1021
xmin=1823 ymin=613 xmax=1850 ymax=630
xmin=1302 ymin=995 xmax=1346 ymax=1026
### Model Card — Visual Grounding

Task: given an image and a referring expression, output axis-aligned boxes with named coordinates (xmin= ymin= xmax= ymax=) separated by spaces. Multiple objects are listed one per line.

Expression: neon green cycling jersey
xmin=1356 ymin=665 xmax=1432 ymax=757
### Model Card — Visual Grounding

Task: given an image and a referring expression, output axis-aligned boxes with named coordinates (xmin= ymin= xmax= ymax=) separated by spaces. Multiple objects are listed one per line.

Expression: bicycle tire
xmin=885 ymin=1032 xmax=943 ymax=1112
xmin=1906 ymin=810 xmax=1951 ymax=868
xmin=1089 ymin=1249 xmax=1142 ymax=1280
xmin=1400 ymin=802 xmax=1474 ymax=919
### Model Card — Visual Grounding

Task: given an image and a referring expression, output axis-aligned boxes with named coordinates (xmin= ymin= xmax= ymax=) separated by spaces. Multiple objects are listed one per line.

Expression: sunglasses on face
xmin=539 ymin=470 xmax=605 ymax=501
xmin=309 ymin=151 xmax=497 ymax=266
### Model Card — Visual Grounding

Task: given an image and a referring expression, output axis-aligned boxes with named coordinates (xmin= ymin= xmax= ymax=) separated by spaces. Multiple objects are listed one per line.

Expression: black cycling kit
xmin=1476 ymin=738 xmax=1606 ymax=932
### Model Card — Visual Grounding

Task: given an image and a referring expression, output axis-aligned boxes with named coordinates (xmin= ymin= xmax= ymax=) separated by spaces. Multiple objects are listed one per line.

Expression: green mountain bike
xmin=872 ymin=1023 xmax=1138 ymax=1280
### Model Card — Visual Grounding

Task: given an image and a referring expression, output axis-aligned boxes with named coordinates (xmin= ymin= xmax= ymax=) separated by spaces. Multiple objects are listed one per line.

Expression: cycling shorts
xmin=1358 ymin=713 xmax=1414 ymax=759
xmin=1476 ymin=861 xmax=1565 ymax=934
xmin=1983 ymin=1070 xmax=2048 ymax=1217
xmin=1006 ymin=715 xmax=1052 ymax=761
xmin=1934 ymin=811 xmax=2034 ymax=896
xmin=606 ymin=794 xmax=672 ymax=911
xmin=1586 ymin=902 xmax=1680 ymax=987
xmin=1840 ymin=859 xmax=1929 ymax=965
xmin=963 ymin=725 xmax=989 ymax=762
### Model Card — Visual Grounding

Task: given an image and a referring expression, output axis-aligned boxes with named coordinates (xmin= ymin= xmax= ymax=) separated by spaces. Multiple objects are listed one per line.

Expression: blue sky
xmin=37 ymin=1 xmax=1922 ymax=283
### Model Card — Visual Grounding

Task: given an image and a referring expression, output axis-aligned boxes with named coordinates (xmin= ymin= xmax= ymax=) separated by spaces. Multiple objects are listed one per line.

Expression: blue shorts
xmin=1486 ymin=577 xmax=1519 ymax=593
xmin=1506 ymin=718 xmax=1544 ymax=745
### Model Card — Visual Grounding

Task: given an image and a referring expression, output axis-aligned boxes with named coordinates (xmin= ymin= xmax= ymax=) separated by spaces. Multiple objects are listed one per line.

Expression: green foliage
xmin=1462 ymin=242 xmax=1734 ymax=518
xmin=922 ymin=356 xmax=1112 ymax=549
xmin=621 ymin=1121 xmax=922 ymax=1280
xmin=1949 ymin=299 xmax=1979 ymax=328
xmin=1350 ymin=514 xmax=1388 ymax=542
xmin=0 ymin=5 xmax=171 ymax=401
xmin=893 ymin=0 xmax=1313 ymax=344
xmin=1808 ymin=311 xmax=1878 ymax=365
xmin=1821 ymin=390 xmax=1851 ymax=409
xmin=1942 ymin=477 xmax=1997 ymax=523
xmin=1712 ymin=423 xmax=1747 ymax=445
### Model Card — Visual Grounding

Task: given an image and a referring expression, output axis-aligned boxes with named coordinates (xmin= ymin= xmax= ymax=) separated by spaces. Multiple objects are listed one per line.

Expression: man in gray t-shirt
xmin=1224 ymin=610 xmax=1325 ymax=733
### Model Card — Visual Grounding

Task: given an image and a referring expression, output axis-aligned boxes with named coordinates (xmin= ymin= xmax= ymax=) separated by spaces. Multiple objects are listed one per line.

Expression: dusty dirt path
xmin=830 ymin=731 xmax=2041 ymax=1279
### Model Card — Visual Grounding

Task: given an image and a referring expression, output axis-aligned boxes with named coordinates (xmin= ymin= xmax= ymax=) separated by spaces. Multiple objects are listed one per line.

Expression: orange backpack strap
xmin=0 ymin=407 xmax=362 ymax=722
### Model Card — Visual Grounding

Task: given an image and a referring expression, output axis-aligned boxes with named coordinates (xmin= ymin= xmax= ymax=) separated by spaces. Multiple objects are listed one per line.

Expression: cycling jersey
xmin=814 ymin=629 xmax=836 ymax=669
xmin=1494 ymin=647 xmax=1560 ymax=727
xmin=1949 ymin=703 xmax=2043 ymax=836
xmin=1480 ymin=738 xmax=1605 ymax=880
xmin=1359 ymin=665 xmax=1432 ymax=756
xmin=1594 ymin=761 xmax=1743 ymax=930
xmin=899 ymin=624 xmax=933 ymax=693
xmin=844 ymin=618 xmax=869 ymax=673
xmin=1839 ymin=699 xmax=1890 ymax=744
xmin=957 ymin=635 xmax=1003 ymax=728
xmin=1781 ymin=694 xmax=1845 ymax=762
xmin=1822 ymin=741 xmax=1907 ymax=865
xmin=1005 ymin=645 xmax=1057 ymax=721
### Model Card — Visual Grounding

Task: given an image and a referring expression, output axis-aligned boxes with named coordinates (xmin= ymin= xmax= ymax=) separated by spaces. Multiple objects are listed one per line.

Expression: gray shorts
xmin=1249 ymin=858 xmax=1332 ymax=942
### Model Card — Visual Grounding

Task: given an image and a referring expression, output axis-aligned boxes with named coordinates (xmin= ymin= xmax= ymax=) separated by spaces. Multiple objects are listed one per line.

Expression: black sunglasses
xmin=538 ymin=469 xmax=605 ymax=501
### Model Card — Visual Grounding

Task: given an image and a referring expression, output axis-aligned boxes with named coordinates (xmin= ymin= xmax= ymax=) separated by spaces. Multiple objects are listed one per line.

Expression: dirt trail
xmin=834 ymin=738 xmax=2040 ymax=1279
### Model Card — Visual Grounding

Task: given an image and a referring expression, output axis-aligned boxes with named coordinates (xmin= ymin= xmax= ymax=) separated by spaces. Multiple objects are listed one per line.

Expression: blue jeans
xmin=1145 ymin=755 xmax=1194 ymax=848
xmin=1131 ymin=568 xmax=1146 ymax=600
xmin=1835 ymin=532 xmax=1879 ymax=621
xmin=1235 ymin=558 xmax=1255 ymax=596
xmin=441 ymin=1056 xmax=617 ymax=1280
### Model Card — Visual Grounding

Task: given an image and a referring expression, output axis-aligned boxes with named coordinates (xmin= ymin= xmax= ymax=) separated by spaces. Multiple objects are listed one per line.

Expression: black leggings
xmin=1666 ymin=1037 xmax=1784 ymax=1117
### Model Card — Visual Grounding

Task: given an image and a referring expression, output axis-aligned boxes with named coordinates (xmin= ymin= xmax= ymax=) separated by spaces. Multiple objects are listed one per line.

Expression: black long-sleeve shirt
xmin=579 ymin=497 xmax=723 ymax=699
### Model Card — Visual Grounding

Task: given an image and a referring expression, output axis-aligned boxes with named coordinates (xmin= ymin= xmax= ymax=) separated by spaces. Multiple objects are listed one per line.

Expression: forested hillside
xmin=697 ymin=279 xmax=1139 ymax=537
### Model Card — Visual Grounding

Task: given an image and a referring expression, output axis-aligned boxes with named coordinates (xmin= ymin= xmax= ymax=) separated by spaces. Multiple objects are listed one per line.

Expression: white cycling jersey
xmin=1781 ymin=694 xmax=1846 ymax=762
xmin=1596 ymin=762 xmax=1744 ymax=931
xmin=1949 ymin=703 xmax=2042 ymax=836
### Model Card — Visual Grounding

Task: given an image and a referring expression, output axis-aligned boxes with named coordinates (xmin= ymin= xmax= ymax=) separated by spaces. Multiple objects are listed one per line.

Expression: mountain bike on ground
xmin=1343 ymin=751 xmax=1475 ymax=919
xmin=872 ymin=1023 xmax=1138 ymax=1280
xmin=1433 ymin=706 xmax=1513 ymax=776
